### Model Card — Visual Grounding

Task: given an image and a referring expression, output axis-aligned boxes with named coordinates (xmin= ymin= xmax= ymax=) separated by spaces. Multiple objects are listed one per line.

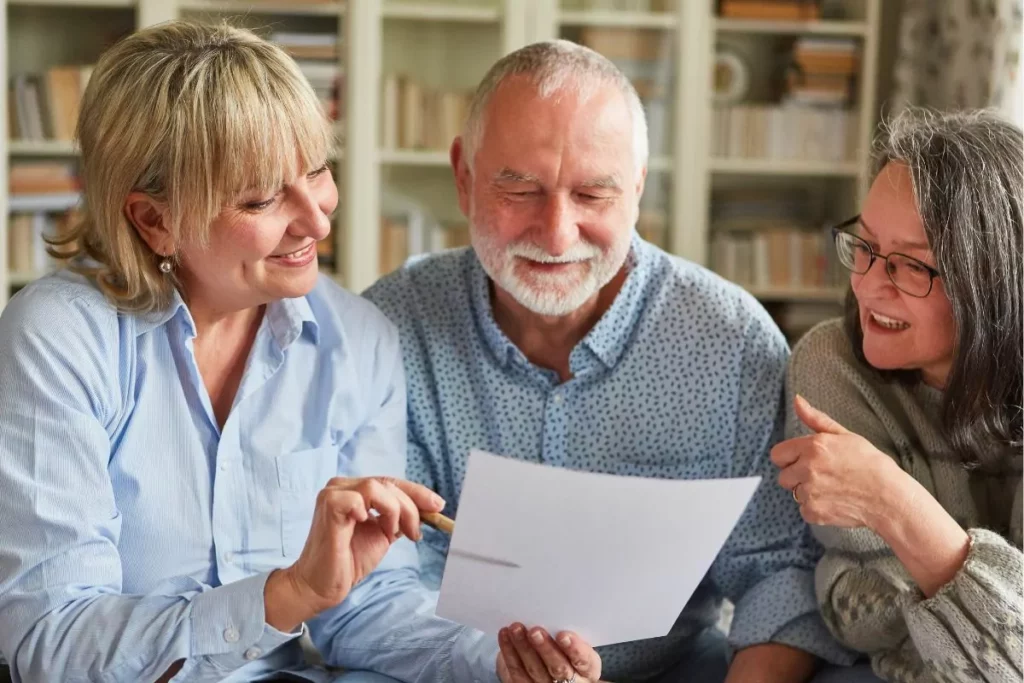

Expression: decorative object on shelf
xmin=712 ymin=50 xmax=749 ymax=104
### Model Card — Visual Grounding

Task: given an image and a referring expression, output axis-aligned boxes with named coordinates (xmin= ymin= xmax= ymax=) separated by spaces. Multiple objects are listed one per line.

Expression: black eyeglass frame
xmin=830 ymin=215 xmax=941 ymax=298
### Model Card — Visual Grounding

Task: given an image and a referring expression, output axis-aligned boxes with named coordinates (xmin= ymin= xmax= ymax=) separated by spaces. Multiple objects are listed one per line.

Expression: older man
xmin=365 ymin=41 xmax=856 ymax=683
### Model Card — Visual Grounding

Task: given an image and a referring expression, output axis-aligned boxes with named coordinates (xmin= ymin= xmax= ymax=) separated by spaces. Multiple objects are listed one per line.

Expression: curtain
xmin=893 ymin=0 xmax=1022 ymax=123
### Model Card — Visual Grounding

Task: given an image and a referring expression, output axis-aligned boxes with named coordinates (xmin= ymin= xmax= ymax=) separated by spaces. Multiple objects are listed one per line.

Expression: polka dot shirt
xmin=363 ymin=235 xmax=853 ymax=681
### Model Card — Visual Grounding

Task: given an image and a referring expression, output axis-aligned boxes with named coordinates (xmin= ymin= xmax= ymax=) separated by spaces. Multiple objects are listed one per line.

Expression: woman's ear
xmin=124 ymin=192 xmax=172 ymax=256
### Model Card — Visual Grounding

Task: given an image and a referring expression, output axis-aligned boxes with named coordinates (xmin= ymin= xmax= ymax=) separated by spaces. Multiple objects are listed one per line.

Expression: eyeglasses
xmin=831 ymin=216 xmax=941 ymax=298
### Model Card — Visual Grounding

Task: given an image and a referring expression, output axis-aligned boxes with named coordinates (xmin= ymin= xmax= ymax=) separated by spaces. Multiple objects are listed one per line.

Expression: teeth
xmin=280 ymin=243 xmax=312 ymax=258
xmin=871 ymin=311 xmax=910 ymax=330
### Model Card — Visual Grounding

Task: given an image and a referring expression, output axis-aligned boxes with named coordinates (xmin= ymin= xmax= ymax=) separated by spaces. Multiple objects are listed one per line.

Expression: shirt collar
xmin=134 ymin=287 xmax=320 ymax=349
xmin=467 ymin=232 xmax=656 ymax=373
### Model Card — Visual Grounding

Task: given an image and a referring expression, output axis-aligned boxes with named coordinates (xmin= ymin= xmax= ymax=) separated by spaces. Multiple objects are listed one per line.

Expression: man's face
xmin=453 ymin=76 xmax=644 ymax=317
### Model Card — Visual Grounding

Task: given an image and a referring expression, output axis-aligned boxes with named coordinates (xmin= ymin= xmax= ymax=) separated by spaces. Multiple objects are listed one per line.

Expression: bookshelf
xmin=701 ymin=0 xmax=881 ymax=338
xmin=2 ymin=0 xmax=885 ymax=334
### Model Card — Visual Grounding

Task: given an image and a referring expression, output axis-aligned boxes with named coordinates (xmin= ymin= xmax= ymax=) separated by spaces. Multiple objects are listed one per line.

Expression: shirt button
xmin=223 ymin=552 xmax=234 ymax=563
xmin=223 ymin=627 xmax=240 ymax=643
xmin=244 ymin=647 xmax=262 ymax=660
xmin=552 ymin=393 xmax=564 ymax=404
xmin=219 ymin=462 xmax=229 ymax=472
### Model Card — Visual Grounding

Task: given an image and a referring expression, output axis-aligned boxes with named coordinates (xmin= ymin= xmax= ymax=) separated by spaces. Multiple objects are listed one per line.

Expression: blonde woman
xmin=772 ymin=110 xmax=1022 ymax=682
xmin=0 ymin=22 xmax=497 ymax=683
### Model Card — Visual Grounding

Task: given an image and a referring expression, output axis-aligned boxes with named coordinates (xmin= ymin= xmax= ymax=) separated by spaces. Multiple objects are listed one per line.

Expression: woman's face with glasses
xmin=850 ymin=162 xmax=955 ymax=388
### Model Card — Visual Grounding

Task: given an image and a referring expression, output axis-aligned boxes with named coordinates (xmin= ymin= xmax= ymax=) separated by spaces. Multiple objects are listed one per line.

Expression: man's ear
xmin=450 ymin=136 xmax=472 ymax=219
xmin=124 ymin=192 xmax=172 ymax=256
xmin=634 ymin=165 xmax=647 ymax=202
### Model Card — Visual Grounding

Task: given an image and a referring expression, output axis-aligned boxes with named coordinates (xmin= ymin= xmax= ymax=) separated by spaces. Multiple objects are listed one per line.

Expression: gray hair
xmin=461 ymin=40 xmax=649 ymax=179
xmin=845 ymin=108 xmax=1023 ymax=468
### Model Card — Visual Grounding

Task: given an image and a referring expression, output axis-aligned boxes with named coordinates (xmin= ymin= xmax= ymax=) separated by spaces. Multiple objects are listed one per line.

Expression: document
xmin=435 ymin=450 xmax=760 ymax=647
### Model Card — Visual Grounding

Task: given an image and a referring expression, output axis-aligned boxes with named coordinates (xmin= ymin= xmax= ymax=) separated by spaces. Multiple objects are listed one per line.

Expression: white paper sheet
xmin=435 ymin=450 xmax=760 ymax=647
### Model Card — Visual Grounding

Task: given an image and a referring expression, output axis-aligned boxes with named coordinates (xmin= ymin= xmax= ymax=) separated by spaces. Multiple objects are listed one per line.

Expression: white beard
xmin=471 ymin=225 xmax=630 ymax=317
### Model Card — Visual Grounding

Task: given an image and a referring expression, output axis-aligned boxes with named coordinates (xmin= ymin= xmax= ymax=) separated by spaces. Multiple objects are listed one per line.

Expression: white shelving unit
xmin=2 ymin=0 xmax=885 ymax=313
xmin=698 ymin=0 xmax=881 ymax=334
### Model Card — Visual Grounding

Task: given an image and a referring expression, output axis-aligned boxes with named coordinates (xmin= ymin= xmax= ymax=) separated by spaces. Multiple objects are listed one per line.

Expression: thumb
xmin=794 ymin=394 xmax=849 ymax=435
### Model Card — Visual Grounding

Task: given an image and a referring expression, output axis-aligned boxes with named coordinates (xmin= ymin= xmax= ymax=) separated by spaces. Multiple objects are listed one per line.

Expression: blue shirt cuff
xmin=728 ymin=566 xmax=848 ymax=664
xmin=772 ymin=613 xmax=857 ymax=666
xmin=189 ymin=573 xmax=301 ymax=658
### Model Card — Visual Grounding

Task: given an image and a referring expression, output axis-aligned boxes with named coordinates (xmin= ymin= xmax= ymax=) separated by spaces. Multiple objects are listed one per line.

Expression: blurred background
xmin=2 ymin=0 xmax=1021 ymax=340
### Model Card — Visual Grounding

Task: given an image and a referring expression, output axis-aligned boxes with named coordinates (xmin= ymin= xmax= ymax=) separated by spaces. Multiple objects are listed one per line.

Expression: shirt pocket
xmin=276 ymin=445 xmax=340 ymax=558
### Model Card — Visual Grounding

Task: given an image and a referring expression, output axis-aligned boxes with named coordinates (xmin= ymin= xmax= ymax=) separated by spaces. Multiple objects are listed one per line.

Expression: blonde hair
xmin=52 ymin=20 xmax=333 ymax=312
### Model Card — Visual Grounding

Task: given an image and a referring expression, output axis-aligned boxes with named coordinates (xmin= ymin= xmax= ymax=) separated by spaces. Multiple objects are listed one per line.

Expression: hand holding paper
xmin=436 ymin=451 xmax=760 ymax=647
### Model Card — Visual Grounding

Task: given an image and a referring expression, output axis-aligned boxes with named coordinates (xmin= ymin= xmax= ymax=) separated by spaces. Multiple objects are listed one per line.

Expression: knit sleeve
xmin=788 ymin=320 xmax=1024 ymax=682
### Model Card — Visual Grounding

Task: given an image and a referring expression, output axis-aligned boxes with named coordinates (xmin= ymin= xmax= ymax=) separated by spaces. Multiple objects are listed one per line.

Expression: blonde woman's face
xmin=177 ymin=163 xmax=337 ymax=311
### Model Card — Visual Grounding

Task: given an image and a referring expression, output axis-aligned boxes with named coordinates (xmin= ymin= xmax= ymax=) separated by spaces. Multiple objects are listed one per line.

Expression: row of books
xmin=380 ymin=74 xmax=472 ymax=151
xmin=711 ymin=104 xmax=858 ymax=162
xmin=7 ymin=211 xmax=75 ymax=275
xmin=562 ymin=0 xmax=674 ymax=10
xmin=10 ymin=162 xmax=79 ymax=195
xmin=8 ymin=66 xmax=93 ymax=142
xmin=379 ymin=216 xmax=471 ymax=274
xmin=718 ymin=0 xmax=822 ymax=20
xmin=711 ymin=226 xmax=844 ymax=290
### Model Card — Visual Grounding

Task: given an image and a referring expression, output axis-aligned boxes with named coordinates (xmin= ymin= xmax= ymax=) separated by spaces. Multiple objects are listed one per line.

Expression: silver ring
xmin=553 ymin=674 xmax=577 ymax=683
xmin=792 ymin=483 xmax=803 ymax=505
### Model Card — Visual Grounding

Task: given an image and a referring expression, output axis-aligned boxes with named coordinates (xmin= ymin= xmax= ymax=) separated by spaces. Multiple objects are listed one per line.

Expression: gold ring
xmin=792 ymin=484 xmax=803 ymax=505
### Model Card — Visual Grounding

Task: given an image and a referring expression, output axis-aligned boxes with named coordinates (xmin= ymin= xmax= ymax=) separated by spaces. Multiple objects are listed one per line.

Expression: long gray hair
xmin=845 ymin=108 xmax=1023 ymax=468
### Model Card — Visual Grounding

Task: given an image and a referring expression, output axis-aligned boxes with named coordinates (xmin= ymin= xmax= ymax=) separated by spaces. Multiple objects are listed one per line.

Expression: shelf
xmin=177 ymin=0 xmax=343 ymax=15
xmin=383 ymin=3 xmax=500 ymax=22
xmin=378 ymin=150 xmax=674 ymax=172
xmin=8 ymin=272 xmax=43 ymax=287
xmin=379 ymin=149 xmax=450 ymax=166
xmin=9 ymin=140 xmax=80 ymax=156
xmin=715 ymin=18 xmax=868 ymax=36
xmin=8 ymin=0 xmax=135 ymax=6
xmin=709 ymin=157 xmax=861 ymax=177
xmin=558 ymin=10 xmax=676 ymax=29
xmin=748 ymin=287 xmax=847 ymax=302
xmin=8 ymin=193 xmax=82 ymax=212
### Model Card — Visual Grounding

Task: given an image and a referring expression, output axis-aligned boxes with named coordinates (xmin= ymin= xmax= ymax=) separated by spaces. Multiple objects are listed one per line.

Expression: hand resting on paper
xmin=497 ymin=623 xmax=604 ymax=683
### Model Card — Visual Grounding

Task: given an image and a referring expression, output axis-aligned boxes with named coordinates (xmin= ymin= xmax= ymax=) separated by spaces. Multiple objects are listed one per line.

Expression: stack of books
xmin=785 ymin=37 xmax=859 ymax=107
xmin=718 ymin=0 xmax=821 ymax=20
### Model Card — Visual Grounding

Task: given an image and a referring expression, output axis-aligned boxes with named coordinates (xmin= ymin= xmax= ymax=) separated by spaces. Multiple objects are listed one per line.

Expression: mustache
xmin=506 ymin=241 xmax=603 ymax=264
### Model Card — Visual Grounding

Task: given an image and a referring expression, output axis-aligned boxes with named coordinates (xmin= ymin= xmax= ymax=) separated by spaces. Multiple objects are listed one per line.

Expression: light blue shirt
xmin=364 ymin=236 xmax=854 ymax=681
xmin=0 ymin=271 xmax=499 ymax=683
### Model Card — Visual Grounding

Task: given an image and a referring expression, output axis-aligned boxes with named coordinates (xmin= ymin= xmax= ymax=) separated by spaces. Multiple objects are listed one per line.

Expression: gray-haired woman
xmin=771 ymin=108 xmax=1022 ymax=683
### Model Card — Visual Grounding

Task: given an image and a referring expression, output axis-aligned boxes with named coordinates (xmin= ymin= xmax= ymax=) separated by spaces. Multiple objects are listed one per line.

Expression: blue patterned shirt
xmin=364 ymin=236 xmax=853 ymax=681
xmin=0 ymin=271 xmax=498 ymax=683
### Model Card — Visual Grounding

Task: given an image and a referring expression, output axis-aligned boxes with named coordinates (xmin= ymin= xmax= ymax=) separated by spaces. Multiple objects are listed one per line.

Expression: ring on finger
xmin=792 ymin=483 xmax=803 ymax=505
xmin=553 ymin=673 xmax=577 ymax=683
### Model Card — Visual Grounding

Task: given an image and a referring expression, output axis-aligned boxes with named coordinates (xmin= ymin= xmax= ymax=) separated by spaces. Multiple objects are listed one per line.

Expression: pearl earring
xmin=158 ymin=257 xmax=173 ymax=274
